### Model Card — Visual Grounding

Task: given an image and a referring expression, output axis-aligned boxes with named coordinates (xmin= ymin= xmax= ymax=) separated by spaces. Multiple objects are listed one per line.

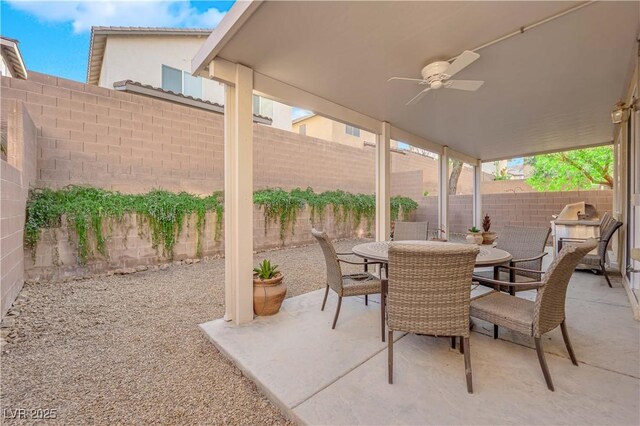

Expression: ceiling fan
xmin=388 ymin=50 xmax=484 ymax=105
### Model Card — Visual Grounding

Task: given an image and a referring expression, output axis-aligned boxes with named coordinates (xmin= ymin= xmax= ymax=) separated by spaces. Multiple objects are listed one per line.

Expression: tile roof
xmin=112 ymin=80 xmax=273 ymax=124
xmin=87 ymin=26 xmax=212 ymax=85
xmin=91 ymin=26 xmax=212 ymax=35
xmin=0 ymin=36 xmax=27 ymax=79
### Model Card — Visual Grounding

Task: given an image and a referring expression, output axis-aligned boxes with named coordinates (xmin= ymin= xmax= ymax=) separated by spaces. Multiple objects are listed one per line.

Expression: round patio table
xmin=352 ymin=240 xmax=512 ymax=267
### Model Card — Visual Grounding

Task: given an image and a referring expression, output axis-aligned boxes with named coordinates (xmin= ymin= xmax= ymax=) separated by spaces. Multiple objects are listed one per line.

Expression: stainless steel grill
xmin=551 ymin=202 xmax=600 ymax=255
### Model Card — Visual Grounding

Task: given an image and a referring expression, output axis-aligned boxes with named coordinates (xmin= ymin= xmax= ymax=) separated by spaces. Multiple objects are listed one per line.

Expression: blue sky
xmin=0 ymin=1 xmax=235 ymax=82
xmin=0 ymin=0 xmax=310 ymax=119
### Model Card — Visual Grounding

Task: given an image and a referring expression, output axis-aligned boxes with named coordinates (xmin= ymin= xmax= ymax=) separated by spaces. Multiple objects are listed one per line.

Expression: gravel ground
xmin=0 ymin=239 xmax=368 ymax=425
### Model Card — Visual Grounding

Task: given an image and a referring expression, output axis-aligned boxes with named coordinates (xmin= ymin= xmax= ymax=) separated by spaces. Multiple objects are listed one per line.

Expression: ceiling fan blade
xmin=446 ymin=50 xmax=480 ymax=77
xmin=406 ymin=87 xmax=431 ymax=105
xmin=446 ymin=80 xmax=484 ymax=91
xmin=388 ymin=77 xmax=426 ymax=83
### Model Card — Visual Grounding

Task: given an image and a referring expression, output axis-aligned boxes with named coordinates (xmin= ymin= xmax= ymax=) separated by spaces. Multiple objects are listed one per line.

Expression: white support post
xmin=223 ymin=64 xmax=254 ymax=325
xmin=376 ymin=122 xmax=391 ymax=241
xmin=439 ymin=147 xmax=450 ymax=235
xmin=473 ymin=161 xmax=483 ymax=228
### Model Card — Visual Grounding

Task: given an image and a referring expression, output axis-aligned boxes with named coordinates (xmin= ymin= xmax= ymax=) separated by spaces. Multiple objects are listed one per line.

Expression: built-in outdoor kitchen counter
xmin=551 ymin=201 xmax=601 ymax=255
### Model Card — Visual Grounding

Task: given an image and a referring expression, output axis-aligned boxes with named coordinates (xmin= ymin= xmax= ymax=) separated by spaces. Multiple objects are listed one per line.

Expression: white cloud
xmin=6 ymin=0 xmax=226 ymax=32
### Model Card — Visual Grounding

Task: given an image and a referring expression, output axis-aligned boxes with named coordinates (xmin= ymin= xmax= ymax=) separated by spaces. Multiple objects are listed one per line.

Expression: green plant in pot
xmin=253 ymin=259 xmax=287 ymax=316
xmin=466 ymin=226 xmax=483 ymax=245
xmin=481 ymin=214 xmax=497 ymax=245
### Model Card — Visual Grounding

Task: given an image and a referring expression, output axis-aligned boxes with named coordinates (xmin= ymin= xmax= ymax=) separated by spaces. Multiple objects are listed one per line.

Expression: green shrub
xmin=25 ymin=186 xmax=223 ymax=263
xmin=25 ymin=186 xmax=418 ymax=262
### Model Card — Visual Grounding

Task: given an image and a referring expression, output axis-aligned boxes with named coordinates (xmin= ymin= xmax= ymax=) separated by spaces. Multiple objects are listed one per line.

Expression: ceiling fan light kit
xmin=389 ymin=50 xmax=485 ymax=105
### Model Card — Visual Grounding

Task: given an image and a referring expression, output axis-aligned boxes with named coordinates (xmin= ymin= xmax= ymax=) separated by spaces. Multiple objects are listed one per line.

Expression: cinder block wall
xmin=25 ymin=205 xmax=371 ymax=282
xmin=423 ymin=190 xmax=613 ymax=236
xmin=1 ymin=72 xmax=441 ymax=196
xmin=0 ymin=71 xmax=614 ymax=286
xmin=1 ymin=103 xmax=37 ymax=317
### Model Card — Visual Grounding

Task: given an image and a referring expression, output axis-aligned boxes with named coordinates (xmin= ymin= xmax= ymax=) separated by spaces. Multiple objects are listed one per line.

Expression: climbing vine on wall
xmin=25 ymin=186 xmax=223 ymax=264
xmin=25 ymin=186 xmax=419 ymax=262
xmin=253 ymin=187 xmax=418 ymax=240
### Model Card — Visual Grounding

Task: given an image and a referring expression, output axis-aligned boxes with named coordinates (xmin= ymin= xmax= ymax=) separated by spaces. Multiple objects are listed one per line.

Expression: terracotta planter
xmin=253 ymin=272 xmax=287 ymax=316
xmin=482 ymin=231 xmax=497 ymax=245
xmin=466 ymin=232 xmax=484 ymax=245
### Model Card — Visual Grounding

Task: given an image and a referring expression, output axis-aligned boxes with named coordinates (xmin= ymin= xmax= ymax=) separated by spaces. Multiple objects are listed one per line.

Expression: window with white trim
xmin=252 ymin=95 xmax=274 ymax=119
xmin=161 ymin=65 xmax=202 ymax=98
xmin=345 ymin=124 xmax=360 ymax=137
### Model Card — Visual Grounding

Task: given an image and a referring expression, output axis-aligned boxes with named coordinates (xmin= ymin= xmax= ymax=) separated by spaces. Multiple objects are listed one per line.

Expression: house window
xmin=299 ymin=124 xmax=307 ymax=136
xmin=183 ymin=72 xmax=202 ymax=98
xmin=345 ymin=124 xmax=360 ymax=137
xmin=161 ymin=65 xmax=202 ymax=98
xmin=162 ymin=65 xmax=182 ymax=94
xmin=252 ymin=95 xmax=274 ymax=119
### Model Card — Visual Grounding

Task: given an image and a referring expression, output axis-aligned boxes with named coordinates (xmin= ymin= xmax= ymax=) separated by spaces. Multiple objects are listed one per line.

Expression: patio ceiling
xmin=193 ymin=1 xmax=638 ymax=161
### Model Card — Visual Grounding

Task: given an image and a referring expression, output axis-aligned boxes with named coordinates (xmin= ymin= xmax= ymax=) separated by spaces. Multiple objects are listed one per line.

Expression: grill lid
xmin=555 ymin=201 xmax=599 ymax=221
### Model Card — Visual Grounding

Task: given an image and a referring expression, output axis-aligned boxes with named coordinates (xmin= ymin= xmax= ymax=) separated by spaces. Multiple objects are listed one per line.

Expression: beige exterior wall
xmin=0 ymin=53 xmax=12 ymax=78
xmin=98 ymin=35 xmax=222 ymax=98
xmin=1 ymin=102 xmax=37 ymax=317
xmin=97 ymin=34 xmax=292 ymax=131
xmin=292 ymin=115 xmax=377 ymax=149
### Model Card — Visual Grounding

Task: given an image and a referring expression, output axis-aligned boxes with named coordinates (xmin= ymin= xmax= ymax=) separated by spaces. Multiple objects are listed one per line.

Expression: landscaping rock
xmin=135 ymin=265 xmax=149 ymax=272
xmin=1 ymin=238 xmax=363 ymax=424
xmin=1 ymin=318 xmax=15 ymax=328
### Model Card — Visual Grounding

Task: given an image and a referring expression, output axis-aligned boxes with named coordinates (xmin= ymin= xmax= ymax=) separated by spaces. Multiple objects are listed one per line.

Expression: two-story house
xmin=86 ymin=27 xmax=292 ymax=130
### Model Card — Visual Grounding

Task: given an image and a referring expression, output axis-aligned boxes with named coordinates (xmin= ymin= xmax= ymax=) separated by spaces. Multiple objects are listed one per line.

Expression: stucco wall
xmin=99 ymin=35 xmax=222 ymax=98
xmin=292 ymin=115 xmax=377 ymax=149
xmin=1 ymin=103 xmax=37 ymax=317
xmin=98 ymin=34 xmax=292 ymax=131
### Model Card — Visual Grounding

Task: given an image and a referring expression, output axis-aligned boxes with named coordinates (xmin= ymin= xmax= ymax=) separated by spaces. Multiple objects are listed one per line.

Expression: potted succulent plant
xmin=466 ymin=226 xmax=484 ymax=245
xmin=253 ymin=259 xmax=287 ymax=316
xmin=481 ymin=214 xmax=497 ymax=245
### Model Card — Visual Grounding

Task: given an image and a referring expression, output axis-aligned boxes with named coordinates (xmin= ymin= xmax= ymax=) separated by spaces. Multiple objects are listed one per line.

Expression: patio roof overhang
xmin=193 ymin=1 xmax=638 ymax=162
xmin=192 ymin=0 xmax=639 ymax=325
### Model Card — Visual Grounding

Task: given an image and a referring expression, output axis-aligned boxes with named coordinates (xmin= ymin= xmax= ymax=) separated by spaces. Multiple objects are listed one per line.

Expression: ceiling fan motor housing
xmin=421 ymin=61 xmax=450 ymax=80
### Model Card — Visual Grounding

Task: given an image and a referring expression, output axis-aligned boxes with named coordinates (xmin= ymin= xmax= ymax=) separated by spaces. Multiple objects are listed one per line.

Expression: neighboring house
xmin=292 ymin=113 xmax=414 ymax=152
xmin=0 ymin=36 xmax=27 ymax=79
xmin=86 ymin=27 xmax=291 ymax=130
xmin=292 ymin=114 xmax=378 ymax=149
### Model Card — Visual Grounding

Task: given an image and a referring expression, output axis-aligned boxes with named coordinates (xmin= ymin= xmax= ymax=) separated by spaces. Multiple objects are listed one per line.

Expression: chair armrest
xmin=497 ymin=265 xmax=545 ymax=275
xmin=336 ymin=251 xmax=354 ymax=256
xmin=472 ymin=274 xmax=544 ymax=289
xmin=337 ymin=257 xmax=383 ymax=266
xmin=511 ymin=252 xmax=547 ymax=264
xmin=559 ymin=237 xmax=601 ymax=243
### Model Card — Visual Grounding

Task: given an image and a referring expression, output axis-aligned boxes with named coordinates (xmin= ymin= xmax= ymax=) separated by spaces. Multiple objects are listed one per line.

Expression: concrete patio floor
xmin=200 ymin=267 xmax=639 ymax=425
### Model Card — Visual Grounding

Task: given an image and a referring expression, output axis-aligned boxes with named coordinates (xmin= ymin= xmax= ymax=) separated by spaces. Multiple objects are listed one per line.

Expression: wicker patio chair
xmin=558 ymin=215 xmax=622 ymax=288
xmin=311 ymin=229 xmax=386 ymax=338
xmin=392 ymin=221 xmax=429 ymax=241
xmin=470 ymin=239 xmax=597 ymax=391
xmin=385 ymin=243 xmax=479 ymax=393
xmin=476 ymin=226 xmax=551 ymax=293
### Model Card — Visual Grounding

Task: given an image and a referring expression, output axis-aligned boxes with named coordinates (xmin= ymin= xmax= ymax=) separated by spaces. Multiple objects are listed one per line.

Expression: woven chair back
xmin=311 ymin=229 xmax=344 ymax=294
xmin=597 ymin=220 xmax=622 ymax=259
xmin=534 ymin=239 xmax=598 ymax=336
xmin=497 ymin=226 xmax=551 ymax=279
xmin=393 ymin=221 xmax=429 ymax=241
xmin=387 ymin=243 xmax=479 ymax=337
xmin=599 ymin=212 xmax=613 ymax=233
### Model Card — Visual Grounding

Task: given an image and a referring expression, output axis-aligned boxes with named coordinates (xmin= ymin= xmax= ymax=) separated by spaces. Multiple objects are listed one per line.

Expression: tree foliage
xmin=526 ymin=146 xmax=613 ymax=192
xmin=448 ymin=159 xmax=463 ymax=195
